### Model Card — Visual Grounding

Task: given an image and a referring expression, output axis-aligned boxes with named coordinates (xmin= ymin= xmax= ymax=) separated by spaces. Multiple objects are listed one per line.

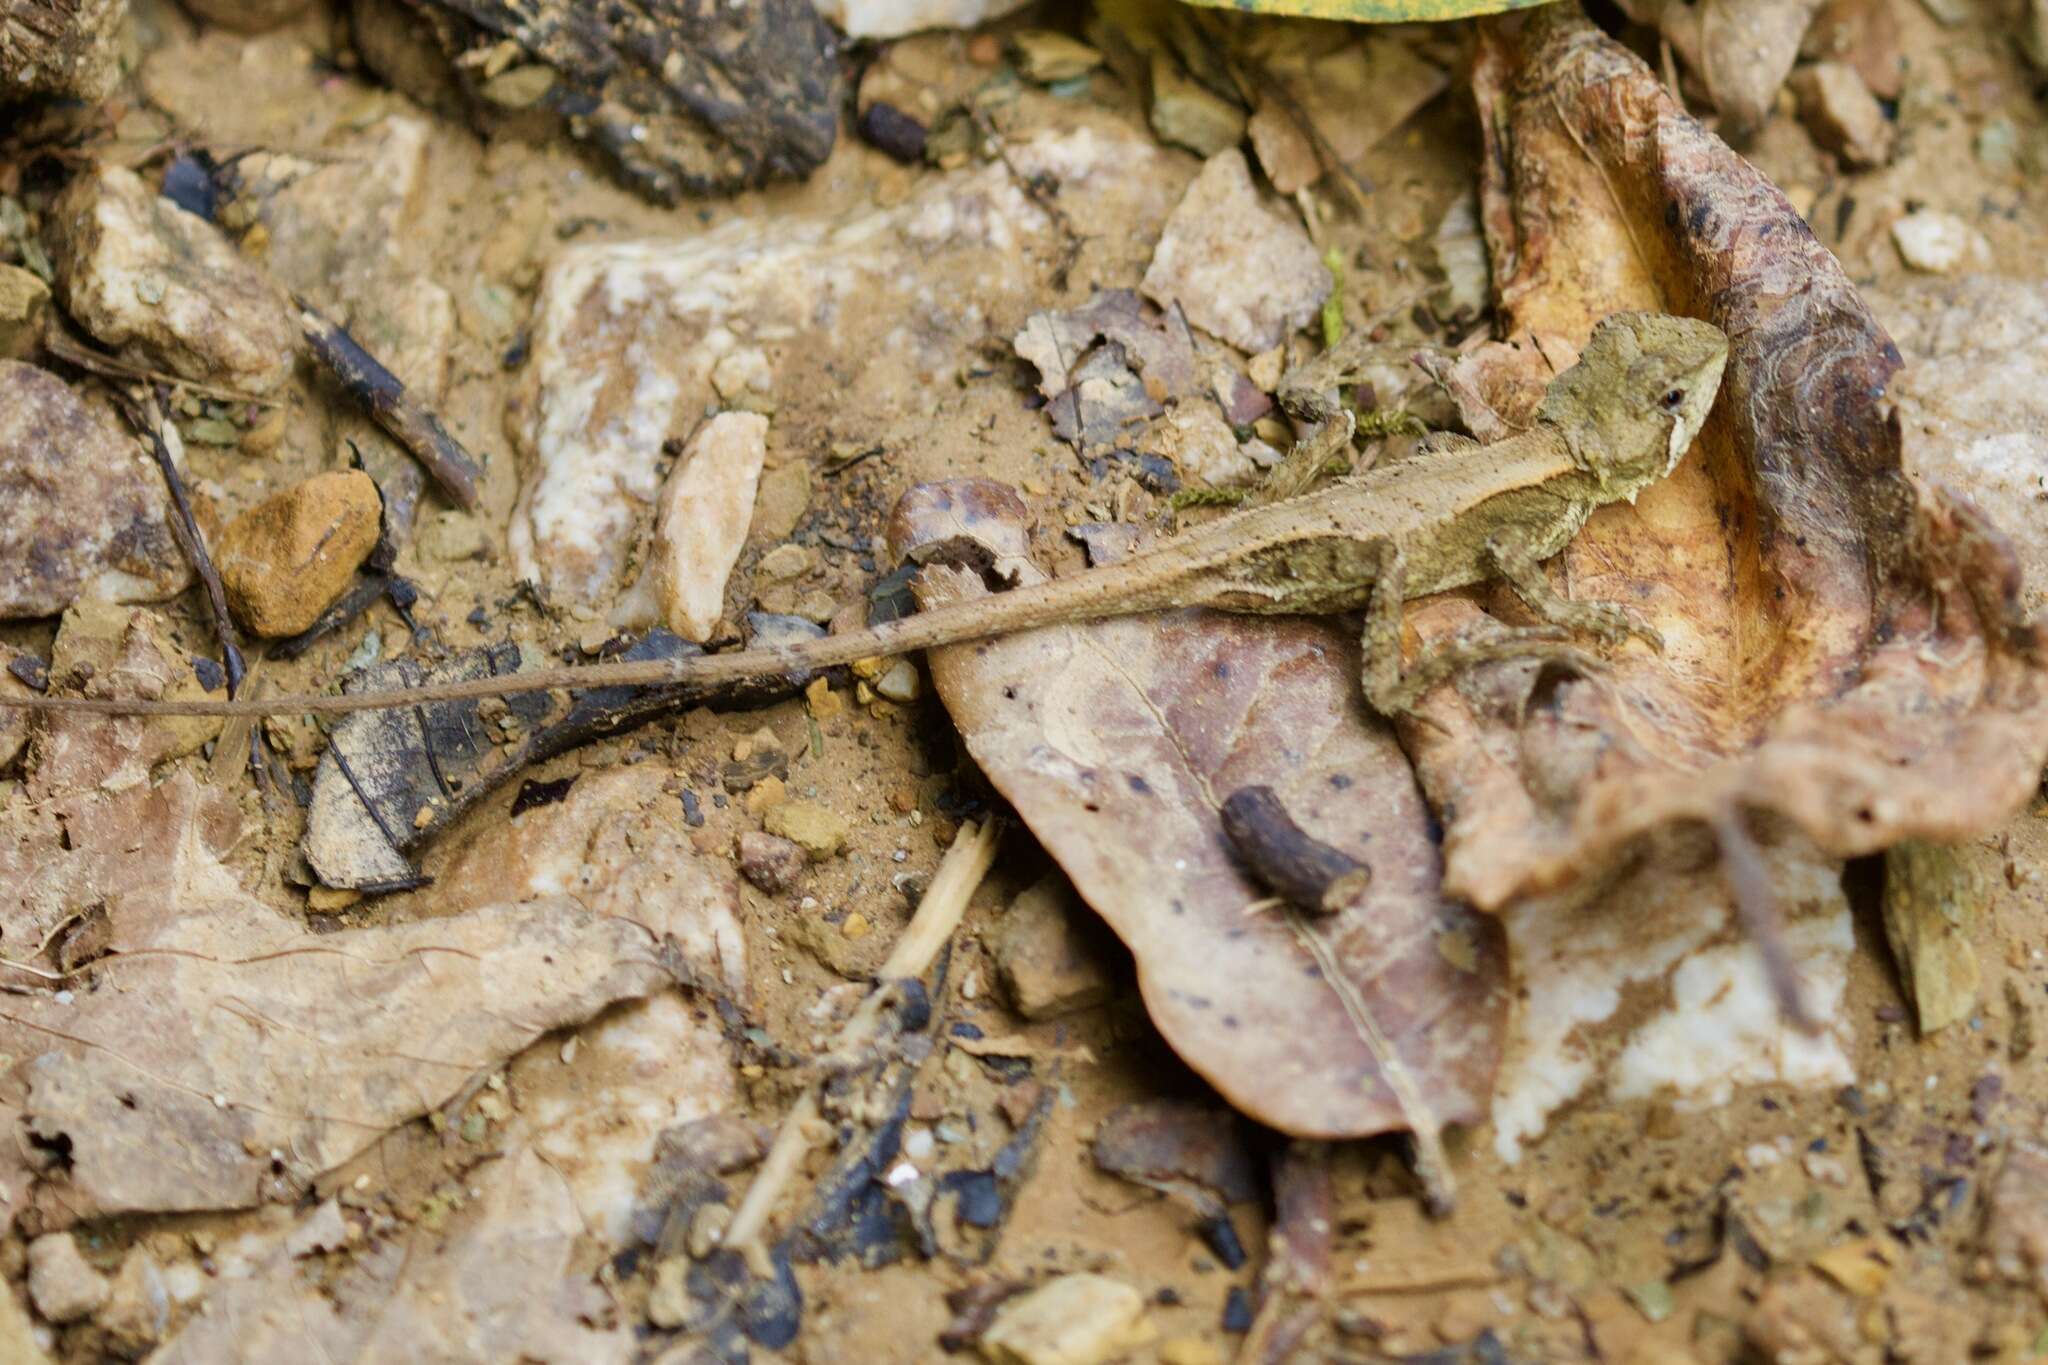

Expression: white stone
xmin=617 ymin=411 xmax=770 ymax=643
xmin=514 ymin=127 xmax=1165 ymax=608
xmin=810 ymin=0 xmax=1031 ymax=39
xmin=1890 ymin=210 xmax=1988 ymax=275
xmin=980 ymin=1274 xmax=1155 ymax=1365
xmin=1141 ymin=149 xmax=1330 ymax=354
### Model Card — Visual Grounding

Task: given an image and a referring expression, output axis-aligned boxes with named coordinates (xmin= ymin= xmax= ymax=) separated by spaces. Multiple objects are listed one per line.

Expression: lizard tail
xmin=0 ymin=563 xmax=1177 ymax=719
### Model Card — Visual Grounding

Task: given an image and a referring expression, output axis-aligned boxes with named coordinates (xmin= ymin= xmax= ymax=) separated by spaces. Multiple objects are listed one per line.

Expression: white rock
xmin=1872 ymin=275 xmax=2048 ymax=618
xmin=514 ymin=126 xmax=1168 ymax=607
xmin=979 ymin=1274 xmax=1155 ymax=1365
xmin=614 ymin=412 xmax=769 ymax=642
xmin=1141 ymin=149 xmax=1330 ymax=354
xmin=1890 ymin=210 xmax=1988 ymax=275
xmin=96 ymin=1248 xmax=169 ymax=1353
xmin=47 ymin=166 xmax=298 ymax=394
xmin=810 ymin=0 xmax=1031 ymax=39
xmin=27 ymin=1233 xmax=108 ymax=1324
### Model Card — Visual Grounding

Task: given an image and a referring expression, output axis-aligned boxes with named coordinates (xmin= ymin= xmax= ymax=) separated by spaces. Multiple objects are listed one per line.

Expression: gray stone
xmin=0 ymin=360 xmax=191 ymax=618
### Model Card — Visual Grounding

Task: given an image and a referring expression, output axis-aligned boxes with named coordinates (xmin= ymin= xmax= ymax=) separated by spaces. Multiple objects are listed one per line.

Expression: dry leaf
xmin=0 ymin=771 xmax=678 ymax=1228
xmin=1412 ymin=4 xmax=2048 ymax=914
xmin=888 ymin=480 xmax=1507 ymax=1145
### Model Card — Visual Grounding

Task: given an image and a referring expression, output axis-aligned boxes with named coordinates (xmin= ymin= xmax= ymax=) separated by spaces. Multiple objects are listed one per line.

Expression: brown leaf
xmin=888 ymin=480 xmax=1507 ymax=1145
xmin=1416 ymin=4 xmax=2048 ymax=914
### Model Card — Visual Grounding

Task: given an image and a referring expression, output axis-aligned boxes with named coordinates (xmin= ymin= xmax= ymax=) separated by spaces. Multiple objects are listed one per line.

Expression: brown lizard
xmin=1 ymin=311 xmax=1728 ymax=721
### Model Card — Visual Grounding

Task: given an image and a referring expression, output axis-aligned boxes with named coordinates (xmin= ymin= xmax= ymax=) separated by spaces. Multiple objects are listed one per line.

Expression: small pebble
xmin=875 ymin=658 xmax=922 ymax=702
xmin=1891 ymin=209 xmax=1987 ymax=274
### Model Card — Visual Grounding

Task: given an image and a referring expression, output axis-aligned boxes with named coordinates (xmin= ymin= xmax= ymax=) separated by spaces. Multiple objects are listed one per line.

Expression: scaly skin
xmin=0 ymin=312 xmax=1728 ymax=720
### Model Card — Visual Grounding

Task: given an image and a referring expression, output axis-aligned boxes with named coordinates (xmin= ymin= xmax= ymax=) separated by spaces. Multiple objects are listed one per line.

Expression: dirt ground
xmin=6 ymin=0 xmax=2048 ymax=1361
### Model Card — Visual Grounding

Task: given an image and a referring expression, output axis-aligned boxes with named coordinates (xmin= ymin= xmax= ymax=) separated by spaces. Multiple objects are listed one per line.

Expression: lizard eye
xmin=1660 ymin=388 xmax=1686 ymax=410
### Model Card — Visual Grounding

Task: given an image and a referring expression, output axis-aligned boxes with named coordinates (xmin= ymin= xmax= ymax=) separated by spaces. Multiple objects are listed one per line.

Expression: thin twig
xmin=295 ymin=298 xmax=483 ymax=511
xmin=723 ymin=818 xmax=1002 ymax=1269
xmin=1710 ymin=804 xmax=1820 ymax=1032
xmin=42 ymin=323 xmax=277 ymax=405
xmin=115 ymin=387 xmax=247 ymax=697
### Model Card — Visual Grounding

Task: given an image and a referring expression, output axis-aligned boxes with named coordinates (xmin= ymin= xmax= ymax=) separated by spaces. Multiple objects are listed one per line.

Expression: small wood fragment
xmin=1220 ymin=785 xmax=1371 ymax=914
xmin=296 ymin=298 xmax=483 ymax=510
xmin=1881 ymin=839 xmax=1983 ymax=1035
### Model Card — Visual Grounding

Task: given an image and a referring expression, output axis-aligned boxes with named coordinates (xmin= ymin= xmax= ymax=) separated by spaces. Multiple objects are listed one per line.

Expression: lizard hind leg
xmin=1359 ymin=543 xmax=1604 ymax=717
xmin=1485 ymin=530 xmax=1664 ymax=652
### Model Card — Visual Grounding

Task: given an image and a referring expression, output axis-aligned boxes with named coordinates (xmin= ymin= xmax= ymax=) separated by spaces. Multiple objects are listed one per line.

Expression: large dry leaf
xmin=1404 ymin=3 xmax=2048 ymax=915
xmin=0 ymin=772 xmax=677 ymax=1229
xmin=889 ymin=481 xmax=1506 ymax=1142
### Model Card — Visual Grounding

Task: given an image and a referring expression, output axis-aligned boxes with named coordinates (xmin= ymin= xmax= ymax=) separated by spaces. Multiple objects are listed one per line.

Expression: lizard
xmin=0 ymin=310 xmax=1728 ymax=722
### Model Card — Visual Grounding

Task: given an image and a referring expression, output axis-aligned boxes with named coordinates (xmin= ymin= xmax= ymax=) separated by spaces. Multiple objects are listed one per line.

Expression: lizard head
xmin=1539 ymin=311 xmax=1730 ymax=502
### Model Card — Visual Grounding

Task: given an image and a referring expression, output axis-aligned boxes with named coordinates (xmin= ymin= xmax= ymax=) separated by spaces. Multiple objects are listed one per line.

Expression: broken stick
xmin=296 ymin=298 xmax=483 ymax=511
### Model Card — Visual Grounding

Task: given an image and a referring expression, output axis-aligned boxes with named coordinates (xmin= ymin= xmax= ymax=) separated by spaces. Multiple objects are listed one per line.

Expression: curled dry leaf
xmin=1413 ymin=4 xmax=2048 ymax=914
xmin=888 ymin=480 xmax=1507 ymax=1143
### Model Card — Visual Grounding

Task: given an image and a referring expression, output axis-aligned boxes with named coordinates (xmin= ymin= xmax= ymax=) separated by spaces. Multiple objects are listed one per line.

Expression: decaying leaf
xmin=302 ymin=630 xmax=801 ymax=890
xmin=0 ymin=801 xmax=677 ymax=1227
xmin=386 ymin=0 xmax=840 ymax=202
xmin=1411 ymin=4 xmax=2048 ymax=914
xmin=889 ymin=479 xmax=1508 ymax=1146
xmin=1880 ymin=839 xmax=1983 ymax=1035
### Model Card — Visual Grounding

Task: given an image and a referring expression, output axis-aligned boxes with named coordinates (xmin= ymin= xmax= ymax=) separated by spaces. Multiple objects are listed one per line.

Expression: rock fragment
xmin=621 ymin=412 xmax=769 ymax=643
xmin=978 ymin=1273 xmax=1154 ymax=1365
xmin=0 ymin=262 xmax=49 ymax=358
xmin=763 ymin=800 xmax=849 ymax=861
xmin=1790 ymin=61 xmax=1894 ymax=168
xmin=0 ymin=360 xmax=191 ymax=618
xmin=217 ymin=470 xmax=383 ymax=636
xmin=1246 ymin=104 xmax=1319 ymax=196
xmin=514 ymin=127 xmax=1170 ymax=606
xmin=27 ymin=1233 xmax=108 ymax=1324
xmin=989 ymin=875 xmax=1114 ymax=1021
xmin=47 ymin=166 xmax=298 ymax=393
xmin=1149 ymin=55 xmax=1246 ymax=159
xmin=1141 ymin=150 xmax=1329 ymax=354
xmin=1982 ymin=1138 xmax=2048 ymax=1306
xmin=1011 ymin=31 xmax=1100 ymax=84
xmin=95 ymin=1248 xmax=168 ymax=1354
xmin=737 ymin=830 xmax=807 ymax=893
xmin=0 ymin=0 xmax=126 ymax=103
xmin=1891 ymin=209 xmax=1988 ymax=274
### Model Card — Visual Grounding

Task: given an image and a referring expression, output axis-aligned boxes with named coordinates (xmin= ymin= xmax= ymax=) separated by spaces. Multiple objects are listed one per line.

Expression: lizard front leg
xmin=1361 ymin=543 xmax=1602 ymax=717
xmin=1485 ymin=530 xmax=1664 ymax=652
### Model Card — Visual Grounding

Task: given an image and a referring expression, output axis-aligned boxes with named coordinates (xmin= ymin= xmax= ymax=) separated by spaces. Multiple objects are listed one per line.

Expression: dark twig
xmin=1220 ymin=786 xmax=1371 ymax=914
xmin=295 ymin=298 xmax=483 ymax=510
xmin=114 ymin=388 xmax=246 ymax=697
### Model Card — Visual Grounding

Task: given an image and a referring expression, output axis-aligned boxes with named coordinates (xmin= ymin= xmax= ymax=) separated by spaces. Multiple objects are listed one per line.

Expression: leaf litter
xmin=9 ymin=0 xmax=2048 ymax=1358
